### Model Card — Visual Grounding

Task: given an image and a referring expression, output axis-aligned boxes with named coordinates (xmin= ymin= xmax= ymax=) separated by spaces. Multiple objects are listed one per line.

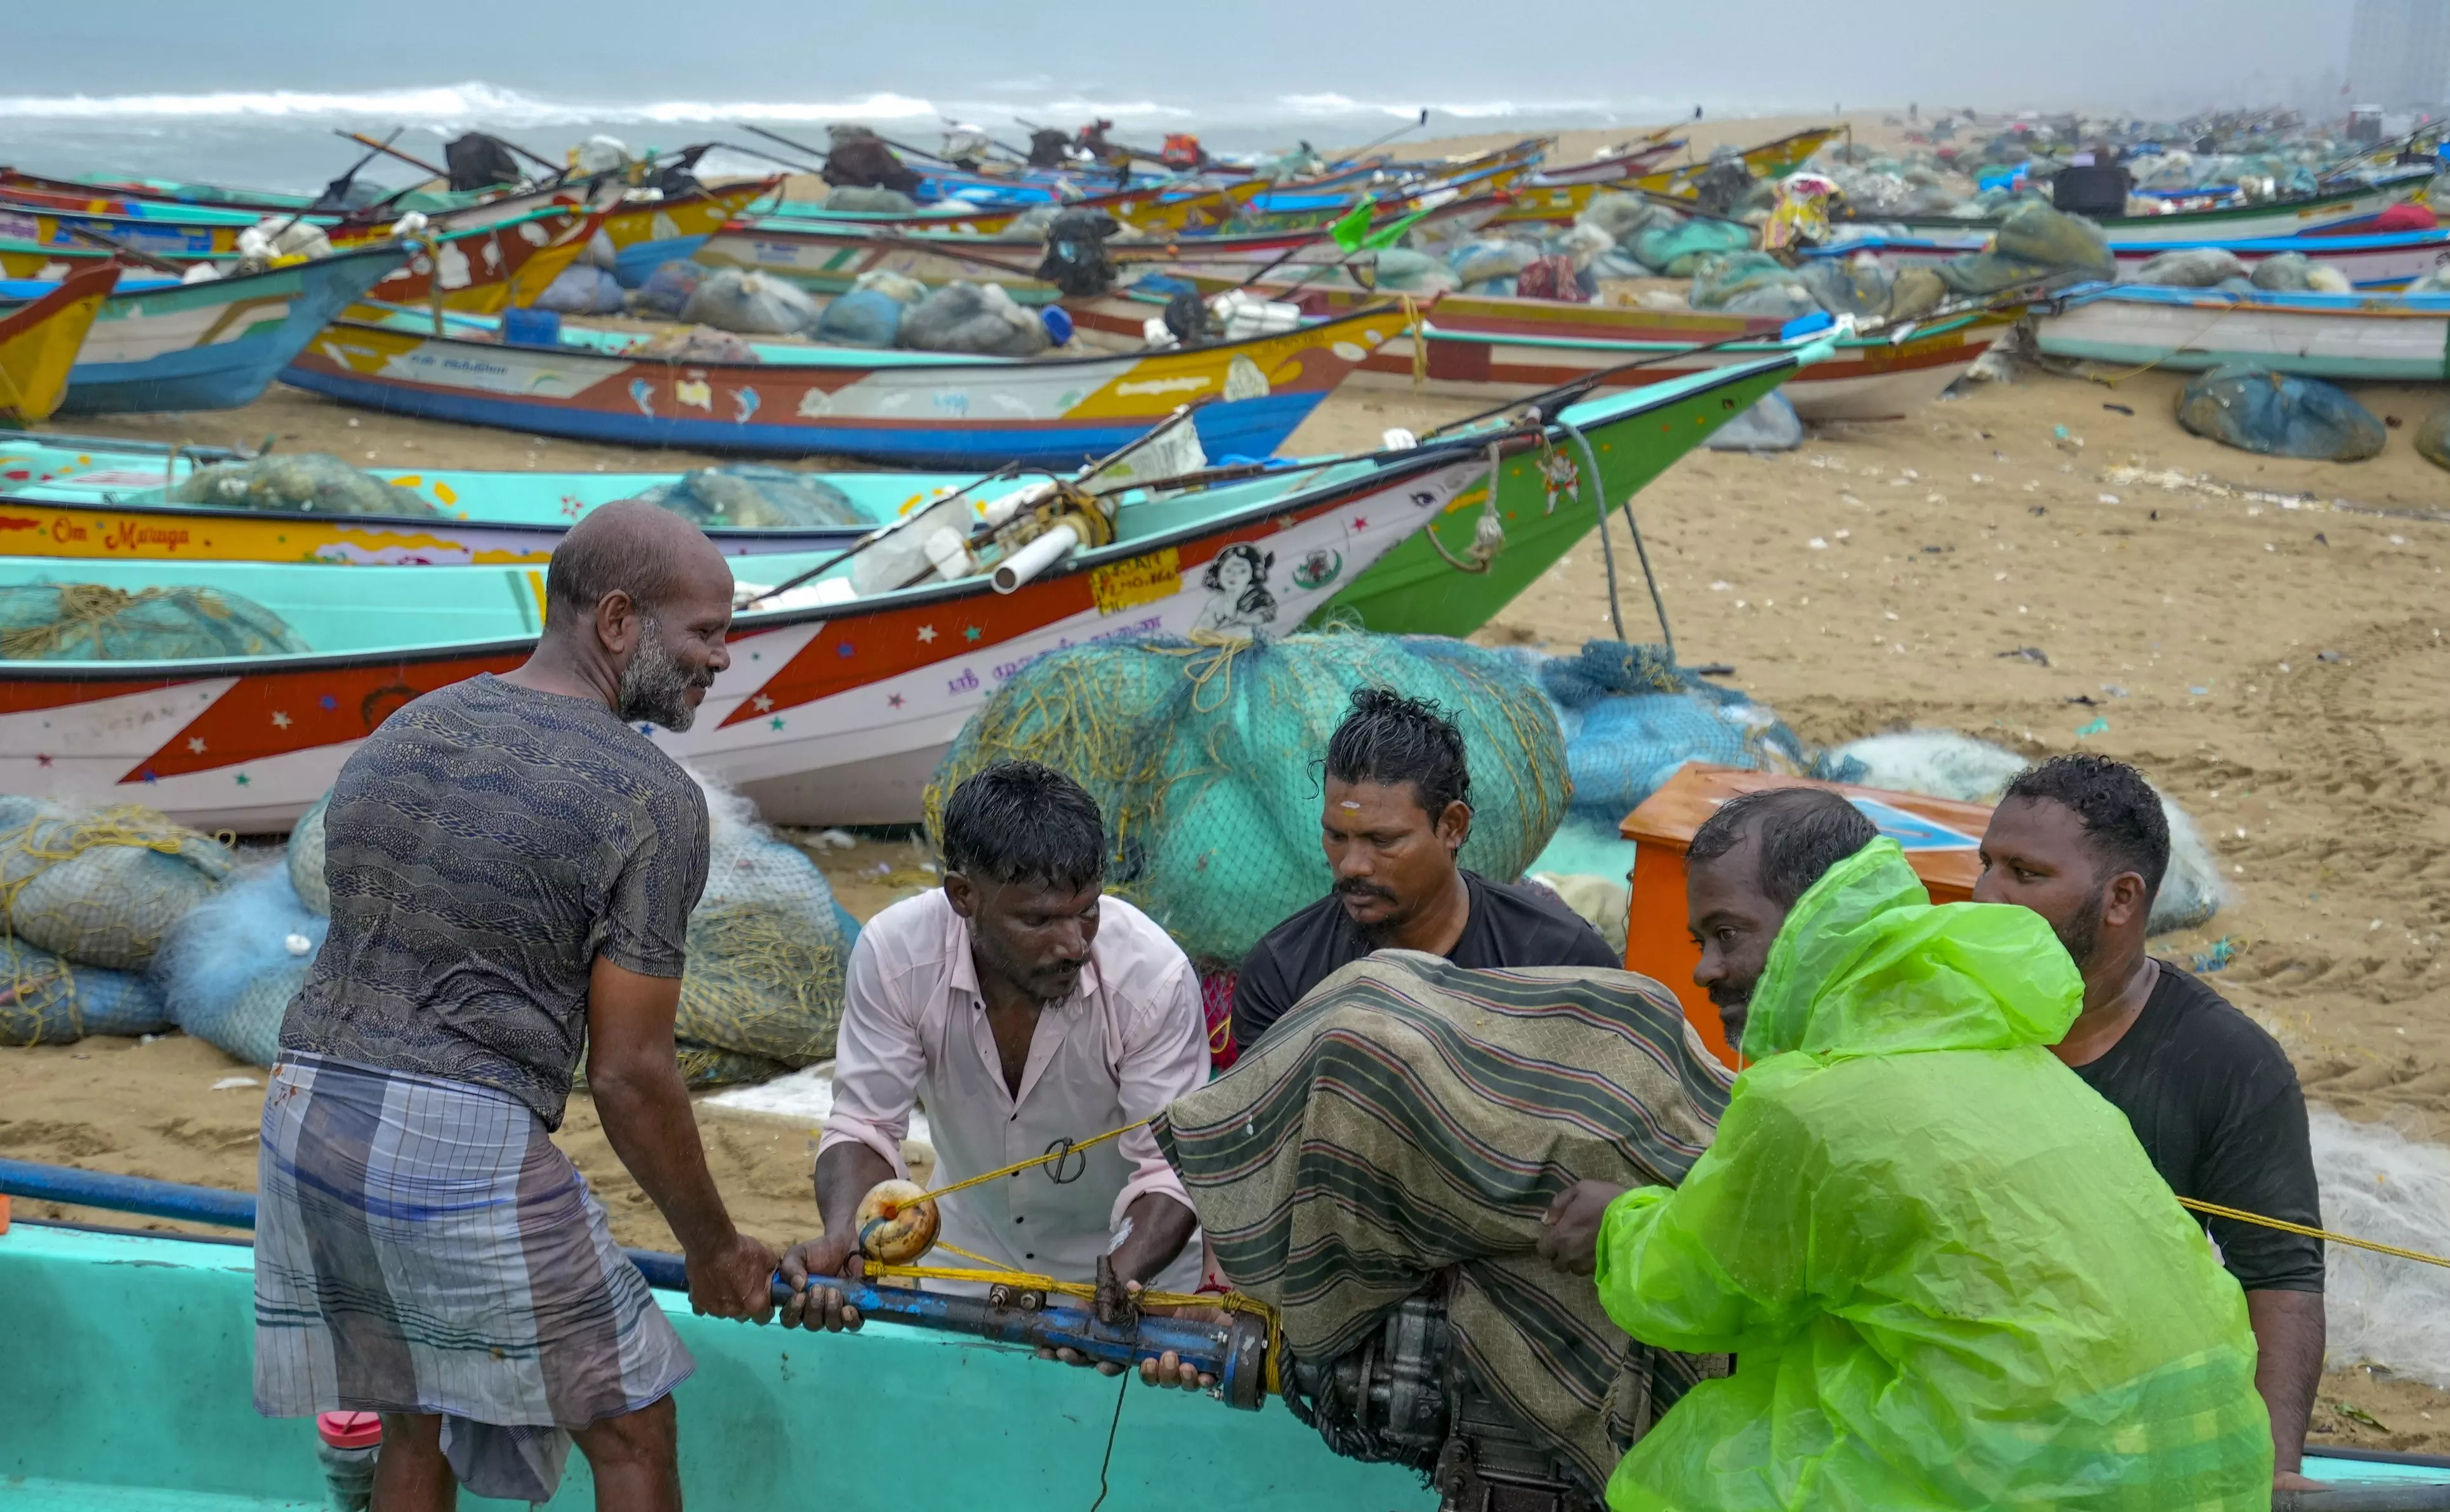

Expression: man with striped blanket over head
xmin=1158 ymin=946 xmax=1735 ymax=1501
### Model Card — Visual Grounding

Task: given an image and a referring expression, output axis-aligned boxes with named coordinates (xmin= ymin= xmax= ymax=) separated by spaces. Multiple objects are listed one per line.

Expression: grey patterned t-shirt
xmin=280 ymin=674 xmax=709 ymax=1128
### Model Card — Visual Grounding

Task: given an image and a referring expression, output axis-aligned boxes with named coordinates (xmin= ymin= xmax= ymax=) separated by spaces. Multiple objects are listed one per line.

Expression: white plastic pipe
xmin=991 ymin=522 xmax=1081 ymax=594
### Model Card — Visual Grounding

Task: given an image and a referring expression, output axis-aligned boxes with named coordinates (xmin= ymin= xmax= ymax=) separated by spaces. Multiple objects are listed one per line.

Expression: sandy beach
xmin=4 ymin=109 xmax=2447 ymax=1450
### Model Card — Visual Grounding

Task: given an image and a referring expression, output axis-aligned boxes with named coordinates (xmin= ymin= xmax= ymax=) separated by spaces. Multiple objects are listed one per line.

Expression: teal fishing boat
xmin=3 ymin=1159 xmax=2445 ymax=1511
xmin=0 ymin=432 xmax=977 ymax=564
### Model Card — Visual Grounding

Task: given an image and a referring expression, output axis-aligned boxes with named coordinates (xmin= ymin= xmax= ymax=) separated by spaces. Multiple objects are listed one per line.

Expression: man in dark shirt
xmin=1974 ymin=753 xmax=2326 ymax=1494
xmin=256 ymin=503 xmax=775 ymax=1511
xmin=1232 ymin=688 xmax=1619 ymax=1048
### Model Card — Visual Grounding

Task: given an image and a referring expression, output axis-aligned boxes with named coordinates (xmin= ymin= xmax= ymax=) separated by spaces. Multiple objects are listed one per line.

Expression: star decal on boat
xmin=836 ymin=642 xmax=855 ymax=658
xmin=768 ymin=716 xmax=786 ymax=732
xmin=751 ymin=694 xmax=775 ymax=712
xmin=187 ymin=737 xmax=207 ymax=754
xmin=916 ymin=625 xmax=937 ymax=643
xmin=270 ymin=711 xmax=291 ymax=729
xmin=234 ymin=774 xmax=250 ymax=787
xmin=887 ymin=694 xmax=904 ymax=709
xmin=963 ymin=626 xmax=982 ymax=641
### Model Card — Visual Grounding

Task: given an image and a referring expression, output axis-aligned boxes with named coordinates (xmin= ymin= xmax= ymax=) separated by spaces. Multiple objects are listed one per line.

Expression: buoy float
xmin=855 ymin=1178 xmax=940 ymax=1264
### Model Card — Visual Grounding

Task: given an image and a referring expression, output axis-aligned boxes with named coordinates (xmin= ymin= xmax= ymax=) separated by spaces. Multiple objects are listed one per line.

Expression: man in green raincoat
xmin=1540 ymin=786 xmax=2272 ymax=1510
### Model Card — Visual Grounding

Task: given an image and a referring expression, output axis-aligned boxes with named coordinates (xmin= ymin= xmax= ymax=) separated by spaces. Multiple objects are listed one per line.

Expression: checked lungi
xmin=1157 ymin=951 xmax=1734 ymax=1495
xmin=253 ymin=1053 xmax=692 ymax=1501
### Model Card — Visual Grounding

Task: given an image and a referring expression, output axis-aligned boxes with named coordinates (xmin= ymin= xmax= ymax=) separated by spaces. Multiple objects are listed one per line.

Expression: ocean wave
xmin=0 ymin=78 xmax=1679 ymax=133
xmin=0 ymin=81 xmax=942 ymax=128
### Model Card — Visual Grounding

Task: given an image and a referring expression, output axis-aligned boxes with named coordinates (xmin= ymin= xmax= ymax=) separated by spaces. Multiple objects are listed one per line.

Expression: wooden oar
xmin=336 ymin=131 xmax=447 ymax=181
xmin=59 ymin=223 xmax=188 ymax=277
xmin=1329 ymin=108 xmax=1431 ymax=169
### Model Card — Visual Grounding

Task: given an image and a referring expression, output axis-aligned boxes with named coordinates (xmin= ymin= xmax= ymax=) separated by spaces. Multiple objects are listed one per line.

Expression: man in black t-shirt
xmin=1975 ymin=753 xmax=2326 ymax=1494
xmin=1232 ymin=688 xmax=1619 ymax=1048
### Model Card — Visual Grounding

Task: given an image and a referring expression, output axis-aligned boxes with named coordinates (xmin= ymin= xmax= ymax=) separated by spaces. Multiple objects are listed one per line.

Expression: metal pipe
xmin=0 ymin=1156 xmax=1272 ymax=1410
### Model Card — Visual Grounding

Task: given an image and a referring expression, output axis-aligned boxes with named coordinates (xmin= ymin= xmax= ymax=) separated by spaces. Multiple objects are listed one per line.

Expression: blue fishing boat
xmin=0 ymin=245 xmax=405 ymax=414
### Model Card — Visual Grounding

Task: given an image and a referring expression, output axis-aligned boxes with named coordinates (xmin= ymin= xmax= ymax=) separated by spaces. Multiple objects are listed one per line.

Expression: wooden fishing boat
xmin=7 ymin=1162 xmax=2444 ymax=1511
xmin=280 ymin=301 xmax=1396 ymax=467
xmin=1485 ymin=126 xmax=1840 ymax=226
xmin=0 ymin=245 xmax=405 ymax=414
xmin=1 ymin=201 xmax=598 ymax=320
xmin=0 ymin=431 xmax=978 ymax=563
xmin=696 ymin=192 xmax=1502 ymax=305
xmin=0 ymin=179 xmax=772 ymax=293
xmin=1814 ymin=224 xmax=2450 ymax=291
xmin=0 ymin=351 xmax=1808 ymax=829
xmin=0 ymin=266 xmax=117 ymax=424
xmin=0 ymin=1189 xmax=1444 ymax=1512
xmin=2033 ymin=282 xmax=2450 ymax=381
xmin=1072 ymin=280 xmax=2015 ymax=423
xmin=1525 ymin=133 xmax=1683 ymax=187
xmin=1875 ymin=172 xmax=2428 ymax=245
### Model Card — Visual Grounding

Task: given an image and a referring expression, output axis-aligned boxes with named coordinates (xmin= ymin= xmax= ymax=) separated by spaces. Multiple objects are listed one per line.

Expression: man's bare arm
xmin=2247 ymin=1288 xmax=2326 ymax=1486
xmin=585 ymin=956 xmax=773 ymax=1320
xmin=778 ymin=1141 xmax=895 ymax=1331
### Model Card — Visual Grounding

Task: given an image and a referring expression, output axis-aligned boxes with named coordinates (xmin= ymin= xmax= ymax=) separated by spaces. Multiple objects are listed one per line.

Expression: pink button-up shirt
xmin=819 ymin=888 xmax=1207 ymax=1291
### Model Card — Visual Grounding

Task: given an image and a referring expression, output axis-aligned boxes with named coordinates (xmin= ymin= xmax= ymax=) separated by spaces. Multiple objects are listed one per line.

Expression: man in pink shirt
xmin=781 ymin=761 xmax=1213 ymax=1383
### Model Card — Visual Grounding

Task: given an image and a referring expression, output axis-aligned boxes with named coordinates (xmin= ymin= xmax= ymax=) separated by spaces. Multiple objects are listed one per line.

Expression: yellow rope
xmin=2084 ymin=298 xmax=2244 ymax=388
xmin=2179 ymin=1197 xmax=2450 ymax=1270
xmin=897 ymin=1117 xmax=1153 ymax=1209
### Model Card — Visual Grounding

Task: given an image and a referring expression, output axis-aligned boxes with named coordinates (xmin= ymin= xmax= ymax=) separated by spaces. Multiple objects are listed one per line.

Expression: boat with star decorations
xmin=0 ymin=348 xmax=1814 ymax=830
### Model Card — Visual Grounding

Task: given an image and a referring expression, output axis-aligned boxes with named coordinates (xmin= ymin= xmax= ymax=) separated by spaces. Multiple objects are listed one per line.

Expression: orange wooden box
xmin=1618 ymin=763 xmax=2000 ymax=1068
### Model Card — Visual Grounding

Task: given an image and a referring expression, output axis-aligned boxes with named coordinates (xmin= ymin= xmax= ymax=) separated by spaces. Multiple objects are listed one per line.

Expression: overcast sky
xmin=8 ymin=0 xmax=2348 ymax=117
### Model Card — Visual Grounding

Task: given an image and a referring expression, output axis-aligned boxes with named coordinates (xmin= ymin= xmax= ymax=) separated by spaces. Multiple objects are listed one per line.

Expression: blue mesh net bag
xmin=926 ymin=631 xmax=1570 ymax=967
xmin=154 ymin=862 xmax=325 ymax=1067
xmin=1541 ymin=641 xmax=1839 ymax=825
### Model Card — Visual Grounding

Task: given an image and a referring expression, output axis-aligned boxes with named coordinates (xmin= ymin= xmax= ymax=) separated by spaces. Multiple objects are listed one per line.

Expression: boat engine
xmin=1285 ymin=1295 xmax=1602 ymax=1512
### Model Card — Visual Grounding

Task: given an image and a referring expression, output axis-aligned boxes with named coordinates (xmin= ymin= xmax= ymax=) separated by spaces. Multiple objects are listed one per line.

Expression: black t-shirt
xmin=1232 ymin=871 xmax=1622 ymax=1048
xmin=2071 ymin=963 xmax=2324 ymax=1293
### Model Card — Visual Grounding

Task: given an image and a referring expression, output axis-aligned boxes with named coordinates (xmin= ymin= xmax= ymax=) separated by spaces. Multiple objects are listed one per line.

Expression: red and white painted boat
xmin=0 ymin=349 xmax=1808 ymax=829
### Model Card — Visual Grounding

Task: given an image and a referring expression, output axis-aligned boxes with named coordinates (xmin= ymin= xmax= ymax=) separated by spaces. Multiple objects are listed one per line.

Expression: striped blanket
xmin=1157 ymin=952 xmax=1732 ymax=1491
xmin=253 ymin=1053 xmax=694 ymax=1502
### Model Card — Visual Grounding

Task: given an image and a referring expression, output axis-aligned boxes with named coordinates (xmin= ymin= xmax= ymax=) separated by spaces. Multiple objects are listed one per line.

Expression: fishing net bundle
xmin=680 ymin=268 xmax=824 ymax=338
xmin=0 ymin=935 xmax=172 ymax=1045
xmin=923 ymin=631 xmax=1571 ymax=968
xmin=0 ymin=582 xmax=310 ymax=661
xmin=168 ymin=454 xmax=437 ymax=518
xmin=626 ymin=466 xmax=866 ymax=530
xmin=1540 ymin=642 xmax=1834 ymax=829
xmin=671 ymin=779 xmax=859 ymax=1081
xmin=2312 ymin=1108 xmax=2450 ymax=1388
xmin=0 ymin=795 xmax=235 ymax=971
xmin=152 ymin=860 xmax=324 ymax=1067
xmin=282 ymin=779 xmax=855 ymax=1085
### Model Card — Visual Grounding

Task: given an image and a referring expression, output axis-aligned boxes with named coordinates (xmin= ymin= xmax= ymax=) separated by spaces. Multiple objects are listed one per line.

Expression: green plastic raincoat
xmin=1595 ymin=839 xmax=2271 ymax=1511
